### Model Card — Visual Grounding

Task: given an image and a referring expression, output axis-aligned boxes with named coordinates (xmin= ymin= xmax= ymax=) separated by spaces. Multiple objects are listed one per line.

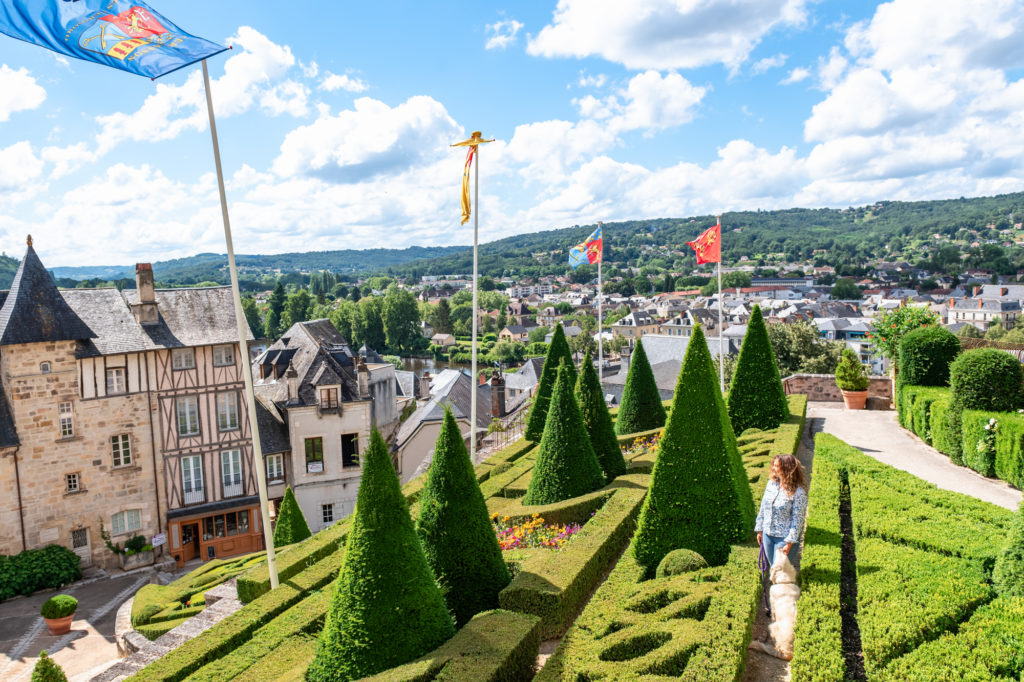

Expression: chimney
xmin=978 ymin=298 xmax=983 ymax=309
xmin=285 ymin=361 xmax=298 ymax=403
xmin=1001 ymin=287 xmax=1008 ymax=296
xmin=620 ymin=346 xmax=632 ymax=372
xmin=490 ymin=370 xmax=506 ymax=418
xmin=131 ymin=263 xmax=159 ymax=324
xmin=973 ymin=286 xmax=981 ymax=296
xmin=418 ymin=371 xmax=432 ymax=398
xmin=356 ymin=358 xmax=370 ymax=399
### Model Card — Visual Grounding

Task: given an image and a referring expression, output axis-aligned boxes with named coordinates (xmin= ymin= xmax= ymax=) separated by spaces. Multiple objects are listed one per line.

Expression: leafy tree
xmin=700 ymin=271 xmax=751 ymax=296
xmin=416 ymin=409 xmax=510 ymax=626
xmin=358 ymin=297 xmax=386 ymax=351
xmin=576 ymin=351 xmax=626 ymax=480
xmin=489 ymin=340 xmax=525 ymax=364
xmin=994 ymin=501 xmax=1024 ymax=597
xmin=349 ymin=286 xmax=361 ymax=302
xmin=767 ymin=321 xmax=845 ymax=376
xmin=830 ymin=278 xmax=861 ymax=300
xmin=272 ymin=487 xmax=312 ymax=547
xmin=897 ymin=326 xmax=960 ymax=387
xmin=615 ymin=339 xmax=666 ymax=435
xmin=956 ymin=324 xmax=984 ymax=339
xmin=525 ymin=325 xmax=576 ymax=441
xmin=632 ymin=325 xmax=753 ymax=571
xmin=264 ymin=281 xmax=286 ymax=339
xmin=728 ymin=306 xmax=789 ymax=433
xmin=307 ymin=430 xmax=454 ymax=681
xmin=947 ymin=348 xmax=1024 ymax=464
xmin=282 ymin=289 xmax=312 ymax=329
xmin=869 ymin=305 xmax=940 ymax=363
xmin=570 ymin=330 xmax=596 ymax=358
xmin=382 ymin=285 xmax=420 ymax=353
xmin=528 ymin=326 xmax=550 ymax=344
xmin=241 ymin=295 xmax=262 ymax=338
xmin=526 ymin=341 xmax=548 ymax=357
xmin=986 ymin=321 xmax=1008 ymax=340
xmin=523 ymin=361 xmax=606 ymax=504
xmin=31 ymin=650 xmax=67 ymax=682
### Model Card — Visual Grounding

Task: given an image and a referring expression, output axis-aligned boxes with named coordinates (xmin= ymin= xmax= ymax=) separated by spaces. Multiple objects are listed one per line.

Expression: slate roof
xmin=253 ymin=319 xmax=360 ymax=407
xmin=504 ymin=357 xmax=544 ymax=391
xmin=254 ymin=398 xmax=290 ymax=454
xmin=0 ymin=245 xmax=95 ymax=346
xmin=602 ymin=334 xmax=738 ymax=391
xmin=395 ymin=369 xmax=491 ymax=448
xmin=0 ymin=387 xmax=20 ymax=448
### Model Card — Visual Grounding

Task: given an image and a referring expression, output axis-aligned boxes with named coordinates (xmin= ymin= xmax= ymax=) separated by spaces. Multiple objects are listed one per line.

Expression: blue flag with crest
xmin=0 ymin=0 xmax=226 ymax=79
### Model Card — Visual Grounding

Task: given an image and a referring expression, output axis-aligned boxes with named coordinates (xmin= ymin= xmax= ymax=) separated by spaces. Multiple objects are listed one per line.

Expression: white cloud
xmin=0 ymin=65 xmax=46 ymax=122
xmin=0 ymin=142 xmax=45 ymax=193
xmin=261 ymin=80 xmax=309 ymax=117
xmin=301 ymin=60 xmax=319 ymax=78
xmin=571 ymin=71 xmax=706 ymax=134
xmin=41 ymin=143 xmax=97 ymax=180
xmin=751 ymin=53 xmax=788 ymax=75
xmin=320 ymin=72 xmax=369 ymax=93
xmin=817 ymin=46 xmax=848 ymax=90
xmin=577 ymin=72 xmax=608 ymax=88
xmin=780 ymin=66 xmax=811 ymax=84
xmin=485 ymin=19 xmax=524 ymax=50
xmin=528 ymin=0 xmax=811 ymax=72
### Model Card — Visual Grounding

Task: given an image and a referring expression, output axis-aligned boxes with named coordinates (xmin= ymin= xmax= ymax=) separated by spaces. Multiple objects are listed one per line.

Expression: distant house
xmin=537 ymin=306 xmax=562 ymax=327
xmin=601 ymin=334 xmax=739 ymax=402
xmin=503 ymin=357 xmax=544 ymax=404
xmin=611 ymin=310 xmax=659 ymax=341
xmin=430 ymin=333 xmax=456 ymax=348
xmin=544 ymin=325 xmax=583 ymax=344
xmin=499 ymin=325 xmax=531 ymax=343
xmin=659 ymin=315 xmax=691 ymax=337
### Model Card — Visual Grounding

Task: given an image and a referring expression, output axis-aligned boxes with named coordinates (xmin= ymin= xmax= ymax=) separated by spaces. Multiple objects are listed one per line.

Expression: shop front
xmin=167 ymin=499 xmax=264 ymax=567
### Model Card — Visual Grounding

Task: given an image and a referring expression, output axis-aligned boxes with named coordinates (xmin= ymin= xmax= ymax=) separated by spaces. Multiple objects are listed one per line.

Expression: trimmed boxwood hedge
xmin=576 ymin=350 xmax=627 ymax=481
xmin=947 ymin=348 xmax=1024 ymax=463
xmin=994 ymin=501 xmax=1024 ymax=598
xmin=727 ymin=305 xmax=790 ymax=434
xmin=614 ymin=339 xmax=667 ymax=435
xmin=929 ymin=396 xmax=956 ymax=457
xmin=272 ymin=486 xmax=311 ymax=548
xmin=897 ymin=325 xmax=960 ymax=388
xmin=525 ymin=324 xmax=576 ymax=442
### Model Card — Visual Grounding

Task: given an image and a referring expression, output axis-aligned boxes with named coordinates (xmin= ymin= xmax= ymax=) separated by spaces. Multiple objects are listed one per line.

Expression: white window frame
xmin=181 ymin=455 xmax=204 ymax=500
xmin=105 ymin=367 xmax=126 ymax=394
xmin=266 ymin=454 xmax=284 ymax=482
xmin=212 ymin=344 xmax=235 ymax=367
xmin=216 ymin=392 xmax=239 ymax=431
xmin=58 ymin=402 xmax=74 ymax=438
xmin=172 ymin=348 xmax=196 ymax=370
xmin=40 ymin=361 xmax=51 ymax=374
xmin=176 ymin=396 xmax=200 ymax=436
xmin=322 ymin=503 xmax=334 ymax=524
xmin=65 ymin=472 xmax=80 ymax=493
xmin=111 ymin=509 xmax=141 ymax=536
xmin=221 ymin=449 xmax=243 ymax=490
xmin=111 ymin=434 xmax=132 ymax=467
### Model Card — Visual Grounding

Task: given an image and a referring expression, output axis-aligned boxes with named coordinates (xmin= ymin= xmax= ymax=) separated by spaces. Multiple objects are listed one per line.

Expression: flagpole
xmin=597 ymin=222 xmax=604 ymax=384
xmin=470 ymin=140 xmax=480 ymax=463
xmin=717 ymin=215 xmax=725 ymax=394
xmin=202 ymin=60 xmax=278 ymax=589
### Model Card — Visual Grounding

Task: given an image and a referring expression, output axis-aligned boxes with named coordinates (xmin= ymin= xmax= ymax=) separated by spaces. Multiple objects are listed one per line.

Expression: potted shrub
xmin=120 ymin=535 xmax=155 ymax=570
xmin=835 ymin=348 xmax=870 ymax=409
xmin=41 ymin=594 xmax=78 ymax=635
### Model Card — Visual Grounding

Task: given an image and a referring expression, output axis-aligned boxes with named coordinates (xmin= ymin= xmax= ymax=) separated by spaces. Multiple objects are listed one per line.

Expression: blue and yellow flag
xmin=0 ymin=1 xmax=226 ymax=79
xmin=568 ymin=225 xmax=603 ymax=269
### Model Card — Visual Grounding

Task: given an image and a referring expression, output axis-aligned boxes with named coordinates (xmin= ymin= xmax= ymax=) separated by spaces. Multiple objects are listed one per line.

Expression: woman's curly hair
xmin=771 ymin=454 xmax=807 ymax=494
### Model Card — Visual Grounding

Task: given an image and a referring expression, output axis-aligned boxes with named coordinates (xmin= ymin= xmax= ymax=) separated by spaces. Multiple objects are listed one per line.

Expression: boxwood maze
xmin=129 ymin=398 xmax=805 ymax=682
xmin=792 ymin=434 xmax=1022 ymax=682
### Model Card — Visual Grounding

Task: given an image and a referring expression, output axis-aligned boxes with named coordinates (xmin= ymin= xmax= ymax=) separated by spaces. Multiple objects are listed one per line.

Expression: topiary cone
xmin=306 ymin=429 xmax=455 ymax=681
xmin=523 ymin=360 xmax=606 ymax=505
xmin=615 ymin=339 xmax=666 ymax=435
xmin=576 ymin=351 xmax=626 ymax=480
xmin=31 ymin=651 xmax=68 ymax=682
xmin=272 ymin=486 xmax=312 ymax=547
xmin=994 ymin=500 xmax=1024 ymax=598
xmin=633 ymin=325 xmax=754 ymax=571
xmin=525 ymin=324 xmax=576 ymax=441
xmin=728 ymin=305 xmax=789 ymax=434
xmin=417 ymin=408 xmax=511 ymax=627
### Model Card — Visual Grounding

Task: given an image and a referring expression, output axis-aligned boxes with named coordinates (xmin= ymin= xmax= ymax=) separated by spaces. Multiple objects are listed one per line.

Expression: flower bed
xmin=492 ymin=513 xmax=583 ymax=550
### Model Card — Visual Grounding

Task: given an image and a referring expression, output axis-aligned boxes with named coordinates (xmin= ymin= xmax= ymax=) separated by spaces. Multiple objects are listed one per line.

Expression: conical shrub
xmin=306 ymin=429 xmax=455 ymax=681
xmin=577 ymin=351 xmax=626 ymax=480
xmin=273 ymin=486 xmax=312 ymax=547
xmin=31 ymin=651 xmax=67 ymax=682
xmin=615 ymin=339 xmax=666 ymax=435
xmin=523 ymin=360 xmax=606 ymax=505
xmin=417 ymin=408 xmax=511 ymax=627
xmin=633 ymin=325 xmax=754 ymax=571
xmin=994 ymin=501 xmax=1024 ymax=597
xmin=525 ymin=324 xmax=576 ymax=441
xmin=728 ymin=305 xmax=789 ymax=433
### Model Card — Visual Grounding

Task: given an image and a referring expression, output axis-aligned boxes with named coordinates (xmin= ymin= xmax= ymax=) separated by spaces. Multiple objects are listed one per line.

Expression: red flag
xmin=687 ymin=218 xmax=721 ymax=264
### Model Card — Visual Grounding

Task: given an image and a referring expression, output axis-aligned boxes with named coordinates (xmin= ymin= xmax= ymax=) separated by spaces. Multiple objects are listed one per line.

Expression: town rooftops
xmin=253 ymin=319 xmax=361 ymax=407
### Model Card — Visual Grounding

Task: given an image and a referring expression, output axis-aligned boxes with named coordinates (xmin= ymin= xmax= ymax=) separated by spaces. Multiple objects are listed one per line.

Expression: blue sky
xmin=1 ymin=0 xmax=1023 ymax=266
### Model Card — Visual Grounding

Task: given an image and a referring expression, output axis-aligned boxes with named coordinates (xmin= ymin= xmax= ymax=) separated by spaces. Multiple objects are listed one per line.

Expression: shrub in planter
xmin=728 ymin=305 xmax=790 ymax=434
xmin=994 ymin=501 xmax=1024 ymax=598
xmin=523 ymin=361 xmax=606 ymax=505
xmin=525 ymin=324 xmax=576 ymax=442
xmin=31 ymin=650 xmax=68 ymax=682
xmin=41 ymin=595 xmax=78 ymax=619
xmin=948 ymin=348 xmax=1024 ymax=463
xmin=632 ymin=325 xmax=753 ymax=571
xmin=576 ymin=351 xmax=626 ymax=481
xmin=615 ymin=339 xmax=667 ymax=435
xmin=272 ymin=487 xmax=311 ymax=547
xmin=835 ymin=348 xmax=869 ymax=392
xmin=306 ymin=429 xmax=454 ymax=681
xmin=124 ymin=535 xmax=149 ymax=555
xmin=417 ymin=408 xmax=511 ymax=627
xmin=897 ymin=326 xmax=960 ymax=387
xmin=655 ymin=549 xmax=708 ymax=578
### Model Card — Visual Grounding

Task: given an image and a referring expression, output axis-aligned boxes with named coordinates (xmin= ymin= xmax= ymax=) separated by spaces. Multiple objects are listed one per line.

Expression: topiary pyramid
xmin=727 ymin=305 xmax=789 ymax=434
xmin=632 ymin=325 xmax=755 ymax=571
xmin=31 ymin=651 xmax=68 ymax=682
xmin=523 ymin=360 xmax=606 ymax=505
xmin=272 ymin=486 xmax=312 ymax=547
xmin=306 ymin=429 xmax=455 ymax=681
xmin=994 ymin=500 xmax=1024 ymax=598
xmin=615 ymin=339 xmax=666 ymax=435
xmin=576 ymin=351 xmax=626 ymax=481
xmin=417 ymin=408 xmax=511 ymax=627
xmin=525 ymin=324 xmax=576 ymax=441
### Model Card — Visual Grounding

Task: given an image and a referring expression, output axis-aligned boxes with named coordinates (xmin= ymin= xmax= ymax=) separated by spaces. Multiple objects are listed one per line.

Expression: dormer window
xmin=319 ymin=387 xmax=339 ymax=409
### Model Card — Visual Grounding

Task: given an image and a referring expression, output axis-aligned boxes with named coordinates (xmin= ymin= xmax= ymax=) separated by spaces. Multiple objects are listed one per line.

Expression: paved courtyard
xmin=0 ymin=572 xmax=151 ymax=682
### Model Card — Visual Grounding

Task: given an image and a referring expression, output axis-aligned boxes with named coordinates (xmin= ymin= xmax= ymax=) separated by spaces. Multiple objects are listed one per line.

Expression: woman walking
xmin=755 ymin=454 xmax=808 ymax=568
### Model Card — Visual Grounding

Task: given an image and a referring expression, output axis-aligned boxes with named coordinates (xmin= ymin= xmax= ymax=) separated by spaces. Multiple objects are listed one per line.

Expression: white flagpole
xmin=597 ymin=222 xmax=604 ymax=384
xmin=717 ymin=215 xmax=725 ymax=394
xmin=202 ymin=60 xmax=278 ymax=589
xmin=470 ymin=143 xmax=479 ymax=463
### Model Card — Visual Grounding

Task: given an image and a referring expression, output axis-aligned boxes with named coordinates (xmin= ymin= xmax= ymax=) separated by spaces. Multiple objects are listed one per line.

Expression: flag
xmin=687 ymin=218 xmax=721 ymax=264
xmin=451 ymin=131 xmax=493 ymax=225
xmin=568 ymin=225 xmax=603 ymax=269
xmin=0 ymin=1 xmax=227 ymax=79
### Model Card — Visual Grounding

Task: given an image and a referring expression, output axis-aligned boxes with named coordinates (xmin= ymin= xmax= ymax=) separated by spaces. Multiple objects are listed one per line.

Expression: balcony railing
xmin=183 ymin=487 xmax=205 ymax=505
xmin=223 ymin=482 xmax=244 ymax=498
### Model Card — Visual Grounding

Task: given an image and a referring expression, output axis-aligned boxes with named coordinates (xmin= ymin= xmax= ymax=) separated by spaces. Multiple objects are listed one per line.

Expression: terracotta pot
xmin=841 ymin=389 xmax=868 ymax=410
xmin=43 ymin=614 xmax=74 ymax=635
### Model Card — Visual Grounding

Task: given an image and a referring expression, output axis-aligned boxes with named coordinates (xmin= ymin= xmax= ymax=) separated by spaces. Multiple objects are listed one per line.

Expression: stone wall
xmin=782 ymin=373 xmax=893 ymax=404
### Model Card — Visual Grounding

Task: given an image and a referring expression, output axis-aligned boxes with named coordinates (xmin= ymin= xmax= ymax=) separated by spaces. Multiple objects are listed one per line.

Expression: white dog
xmin=749 ymin=552 xmax=800 ymax=661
